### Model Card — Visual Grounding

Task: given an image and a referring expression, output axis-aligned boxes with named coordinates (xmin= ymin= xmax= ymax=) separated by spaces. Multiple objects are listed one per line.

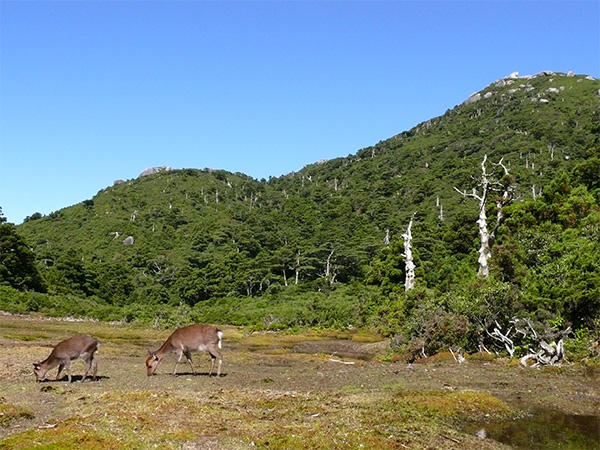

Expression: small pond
xmin=465 ymin=409 xmax=600 ymax=450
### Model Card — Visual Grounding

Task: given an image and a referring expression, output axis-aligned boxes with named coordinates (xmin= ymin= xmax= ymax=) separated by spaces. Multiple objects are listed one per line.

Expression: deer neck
xmin=154 ymin=340 xmax=175 ymax=360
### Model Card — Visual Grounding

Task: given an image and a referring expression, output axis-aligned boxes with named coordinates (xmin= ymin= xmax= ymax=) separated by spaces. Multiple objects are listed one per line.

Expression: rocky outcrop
xmin=138 ymin=166 xmax=172 ymax=178
xmin=462 ymin=92 xmax=481 ymax=105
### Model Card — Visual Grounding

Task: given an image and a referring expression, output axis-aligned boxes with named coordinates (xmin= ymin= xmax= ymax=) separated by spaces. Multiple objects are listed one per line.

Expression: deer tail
xmin=217 ymin=330 xmax=223 ymax=349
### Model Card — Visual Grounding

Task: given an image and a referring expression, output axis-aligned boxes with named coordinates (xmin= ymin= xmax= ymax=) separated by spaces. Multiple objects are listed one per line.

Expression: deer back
xmin=49 ymin=335 xmax=99 ymax=361
xmin=168 ymin=324 xmax=221 ymax=351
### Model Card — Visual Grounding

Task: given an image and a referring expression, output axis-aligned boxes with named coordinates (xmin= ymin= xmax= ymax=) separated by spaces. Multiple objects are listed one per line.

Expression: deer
xmin=145 ymin=324 xmax=223 ymax=377
xmin=33 ymin=335 xmax=99 ymax=383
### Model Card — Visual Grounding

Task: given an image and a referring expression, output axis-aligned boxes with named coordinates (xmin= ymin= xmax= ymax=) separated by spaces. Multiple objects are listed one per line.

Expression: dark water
xmin=465 ymin=409 xmax=600 ymax=450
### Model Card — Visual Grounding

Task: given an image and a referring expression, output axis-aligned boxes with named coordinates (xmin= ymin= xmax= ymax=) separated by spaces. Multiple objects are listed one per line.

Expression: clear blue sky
xmin=1 ymin=1 xmax=598 ymax=224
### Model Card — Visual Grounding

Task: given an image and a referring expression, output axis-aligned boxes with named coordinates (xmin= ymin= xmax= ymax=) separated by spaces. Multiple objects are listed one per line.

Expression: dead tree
xmin=323 ymin=249 xmax=338 ymax=286
xmin=402 ymin=214 xmax=416 ymax=291
xmin=484 ymin=320 xmax=517 ymax=357
xmin=490 ymin=158 xmax=514 ymax=241
xmin=520 ymin=340 xmax=566 ymax=367
xmin=454 ymin=155 xmax=514 ymax=278
xmin=449 ymin=347 xmax=465 ymax=364
xmin=294 ymin=250 xmax=301 ymax=285
xmin=481 ymin=317 xmax=570 ymax=367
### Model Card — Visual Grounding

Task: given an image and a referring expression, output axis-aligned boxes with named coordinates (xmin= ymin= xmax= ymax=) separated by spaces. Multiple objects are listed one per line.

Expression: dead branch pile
xmin=480 ymin=318 xmax=571 ymax=367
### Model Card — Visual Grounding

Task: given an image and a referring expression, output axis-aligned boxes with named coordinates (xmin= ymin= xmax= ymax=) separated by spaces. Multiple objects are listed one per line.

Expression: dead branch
xmin=449 ymin=347 xmax=465 ymax=364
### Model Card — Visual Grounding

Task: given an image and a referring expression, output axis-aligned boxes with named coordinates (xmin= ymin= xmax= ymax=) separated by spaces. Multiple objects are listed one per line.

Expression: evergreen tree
xmin=0 ymin=207 xmax=45 ymax=291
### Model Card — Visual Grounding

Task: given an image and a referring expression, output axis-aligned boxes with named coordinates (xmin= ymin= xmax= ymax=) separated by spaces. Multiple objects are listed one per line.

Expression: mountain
xmin=7 ymin=71 xmax=600 ymax=351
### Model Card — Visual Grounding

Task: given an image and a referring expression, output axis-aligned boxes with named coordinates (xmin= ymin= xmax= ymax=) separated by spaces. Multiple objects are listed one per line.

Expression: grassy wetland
xmin=0 ymin=314 xmax=599 ymax=450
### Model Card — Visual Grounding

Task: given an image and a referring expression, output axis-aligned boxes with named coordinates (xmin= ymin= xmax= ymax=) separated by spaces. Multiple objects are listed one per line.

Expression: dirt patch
xmin=292 ymin=339 xmax=389 ymax=360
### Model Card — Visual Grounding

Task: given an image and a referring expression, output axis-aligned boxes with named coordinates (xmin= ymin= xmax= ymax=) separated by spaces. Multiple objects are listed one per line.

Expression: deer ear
xmin=147 ymin=349 xmax=152 ymax=356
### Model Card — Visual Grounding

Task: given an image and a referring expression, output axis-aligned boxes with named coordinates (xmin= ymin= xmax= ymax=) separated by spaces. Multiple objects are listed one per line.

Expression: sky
xmin=1 ymin=1 xmax=599 ymax=225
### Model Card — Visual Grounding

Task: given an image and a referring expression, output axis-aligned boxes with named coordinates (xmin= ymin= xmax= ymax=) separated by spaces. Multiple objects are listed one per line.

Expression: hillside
xmin=4 ymin=71 xmax=600 ymax=357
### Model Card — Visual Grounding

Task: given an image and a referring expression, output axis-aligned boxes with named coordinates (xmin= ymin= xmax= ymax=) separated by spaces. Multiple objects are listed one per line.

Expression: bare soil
xmin=0 ymin=314 xmax=599 ymax=449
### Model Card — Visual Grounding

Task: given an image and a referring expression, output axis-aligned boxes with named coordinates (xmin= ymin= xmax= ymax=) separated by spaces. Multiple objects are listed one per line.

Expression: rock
xmin=507 ymin=71 xmax=519 ymax=79
xmin=463 ymin=93 xmax=481 ymax=105
xmin=567 ymin=71 xmax=575 ymax=77
xmin=138 ymin=166 xmax=172 ymax=178
xmin=113 ymin=179 xmax=125 ymax=186
xmin=546 ymin=88 xmax=560 ymax=94
xmin=123 ymin=236 xmax=135 ymax=245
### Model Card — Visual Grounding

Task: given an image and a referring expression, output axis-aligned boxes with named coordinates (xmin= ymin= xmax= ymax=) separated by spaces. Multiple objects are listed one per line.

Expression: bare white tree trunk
xmin=454 ymin=155 xmax=513 ymax=278
xmin=295 ymin=250 xmax=301 ymax=285
xmin=402 ymin=214 xmax=416 ymax=291
xmin=324 ymin=249 xmax=338 ymax=286
xmin=491 ymin=158 xmax=511 ymax=241
xmin=325 ymin=249 xmax=334 ymax=277
xmin=476 ymin=192 xmax=491 ymax=278
xmin=455 ymin=155 xmax=491 ymax=277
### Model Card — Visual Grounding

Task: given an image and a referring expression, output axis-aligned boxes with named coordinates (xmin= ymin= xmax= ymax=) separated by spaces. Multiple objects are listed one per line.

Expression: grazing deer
xmin=146 ymin=324 xmax=223 ymax=377
xmin=33 ymin=335 xmax=99 ymax=383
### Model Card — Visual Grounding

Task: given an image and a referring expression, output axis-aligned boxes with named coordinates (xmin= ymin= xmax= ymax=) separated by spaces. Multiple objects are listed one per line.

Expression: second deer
xmin=146 ymin=324 xmax=223 ymax=377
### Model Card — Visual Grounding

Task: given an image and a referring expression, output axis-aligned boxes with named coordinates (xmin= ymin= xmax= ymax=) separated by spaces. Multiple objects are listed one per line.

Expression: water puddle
xmin=465 ymin=409 xmax=600 ymax=450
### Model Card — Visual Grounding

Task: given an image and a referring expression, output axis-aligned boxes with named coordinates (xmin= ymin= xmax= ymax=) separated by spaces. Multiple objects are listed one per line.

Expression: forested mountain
xmin=3 ymin=71 xmax=600 ymax=358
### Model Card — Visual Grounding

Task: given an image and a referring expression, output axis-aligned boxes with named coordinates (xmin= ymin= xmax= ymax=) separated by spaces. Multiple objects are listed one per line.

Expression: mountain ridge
xmin=6 ymin=71 xmax=599 ymax=347
xmin=70 ymin=70 xmax=599 ymax=206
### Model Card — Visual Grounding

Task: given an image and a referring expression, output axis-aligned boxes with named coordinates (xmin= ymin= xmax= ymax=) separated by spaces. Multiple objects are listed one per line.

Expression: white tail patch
xmin=217 ymin=330 xmax=223 ymax=349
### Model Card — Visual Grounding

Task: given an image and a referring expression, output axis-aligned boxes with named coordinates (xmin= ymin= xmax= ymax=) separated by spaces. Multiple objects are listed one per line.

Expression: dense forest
xmin=2 ymin=71 xmax=599 ymax=361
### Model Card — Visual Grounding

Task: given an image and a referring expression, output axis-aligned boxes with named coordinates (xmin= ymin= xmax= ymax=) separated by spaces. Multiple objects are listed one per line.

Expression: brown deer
xmin=33 ymin=335 xmax=99 ymax=382
xmin=145 ymin=324 xmax=223 ymax=377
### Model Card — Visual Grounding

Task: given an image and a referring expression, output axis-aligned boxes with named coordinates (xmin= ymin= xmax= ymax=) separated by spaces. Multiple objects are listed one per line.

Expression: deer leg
xmin=64 ymin=360 xmax=72 ymax=383
xmin=56 ymin=363 xmax=64 ymax=381
xmin=183 ymin=349 xmax=195 ymax=375
xmin=81 ymin=355 xmax=93 ymax=382
xmin=208 ymin=355 xmax=216 ymax=376
xmin=172 ymin=351 xmax=184 ymax=375
xmin=216 ymin=355 xmax=222 ymax=377
xmin=208 ymin=348 xmax=222 ymax=377
xmin=91 ymin=358 xmax=98 ymax=381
